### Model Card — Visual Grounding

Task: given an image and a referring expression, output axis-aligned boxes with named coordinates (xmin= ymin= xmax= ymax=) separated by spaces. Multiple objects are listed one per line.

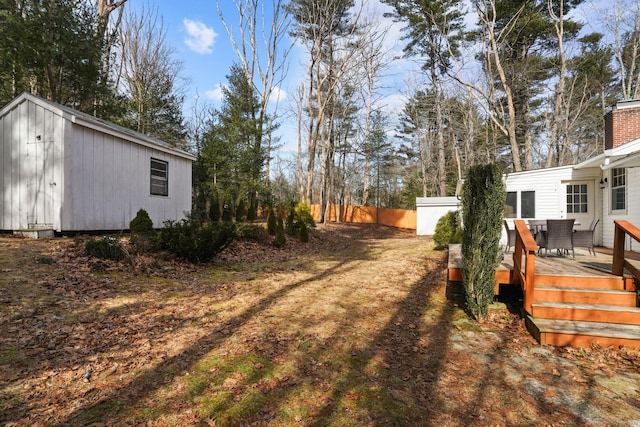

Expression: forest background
xmin=0 ymin=0 xmax=636 ymax=223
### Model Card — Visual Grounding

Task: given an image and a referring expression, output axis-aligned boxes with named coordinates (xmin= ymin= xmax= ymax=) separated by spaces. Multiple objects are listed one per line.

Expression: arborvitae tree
xmin=285 ymin=206 xmax=296 ymax=236
xmin=460 ymin=164 xmax=505 ymax=321
xmin=273 ymin=217 xmax=286 ymax=248
xmin=299 ymin=221 xmax=309 ymax=242
xmin=247 ymin=199 xmax=257 ymax=222
xmin=267 ymin=207 xmax=277 ymax=235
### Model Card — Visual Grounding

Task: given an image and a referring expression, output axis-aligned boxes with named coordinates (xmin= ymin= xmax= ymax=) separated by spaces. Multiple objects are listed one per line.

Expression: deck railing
xmin=512 ymin=220 xmax=539 ymax=314
xmin=612 ymin=220 xmax=640 ymax=281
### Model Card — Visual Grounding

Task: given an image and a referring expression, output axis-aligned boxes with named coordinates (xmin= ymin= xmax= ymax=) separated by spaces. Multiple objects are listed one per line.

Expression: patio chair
xmin=503 ymin=220 xmax=515 ymax=253
xmin=573 ymin=218 xmax=599 ymax=256
xmin=539 ymin=219 xmax=575 ymax=258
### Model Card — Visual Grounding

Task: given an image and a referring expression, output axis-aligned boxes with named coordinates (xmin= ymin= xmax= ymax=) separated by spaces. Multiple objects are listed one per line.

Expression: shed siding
xmin=0 ymin=99 xmax=64 ymax=230
xmin=64 ymin=124 xmax=191 ymax=231
xmin=2 ymin=94 xmax=194 ymax=232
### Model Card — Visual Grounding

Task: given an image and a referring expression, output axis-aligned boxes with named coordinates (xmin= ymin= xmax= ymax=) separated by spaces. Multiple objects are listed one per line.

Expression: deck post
xmin=512 ymin=220 xmax=538 ymax=314
xmin=612 ymin=221 xmax=625 ymax=276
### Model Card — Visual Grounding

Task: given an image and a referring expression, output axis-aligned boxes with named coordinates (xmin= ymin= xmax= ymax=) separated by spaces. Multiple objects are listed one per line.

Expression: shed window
xmin=566 ymin=184 xmax=588 ymax=213
xmin=150 ymin=158 xmax=168 ymax=196
xmin=611 ymin=168 xmax=626 ymax=211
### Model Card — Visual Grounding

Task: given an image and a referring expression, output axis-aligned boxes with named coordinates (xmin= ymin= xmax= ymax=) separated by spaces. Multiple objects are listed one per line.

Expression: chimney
xmin=605 ymin=100 xmax=640 ymax=149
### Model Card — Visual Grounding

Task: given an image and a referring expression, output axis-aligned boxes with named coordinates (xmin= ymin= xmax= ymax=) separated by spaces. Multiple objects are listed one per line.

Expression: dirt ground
xmin=1 ymin=223 xmax=639 ymax=426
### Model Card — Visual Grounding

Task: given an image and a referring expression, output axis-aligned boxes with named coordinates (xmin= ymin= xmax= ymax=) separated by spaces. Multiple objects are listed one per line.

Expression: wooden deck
xmin=448 ymin=245 xmax=640 ymax=285
xmin=448 ymin=244 xmax=640 ymax=348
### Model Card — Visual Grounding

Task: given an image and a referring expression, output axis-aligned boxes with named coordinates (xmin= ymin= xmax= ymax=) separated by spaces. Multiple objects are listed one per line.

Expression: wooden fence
xmin=309 ymin=204 xmax=416 ymax=230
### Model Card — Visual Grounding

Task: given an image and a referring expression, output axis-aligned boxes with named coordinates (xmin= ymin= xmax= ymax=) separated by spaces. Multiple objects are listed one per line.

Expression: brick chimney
xmin=605 ymin=100 xmax=640 ymax=149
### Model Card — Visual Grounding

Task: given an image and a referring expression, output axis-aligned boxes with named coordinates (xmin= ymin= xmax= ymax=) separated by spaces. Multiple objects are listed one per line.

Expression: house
xmin=0 ymin=92 xmax=196 ymax=234
xmin=504 ymin=99 xmax=640 ymax=250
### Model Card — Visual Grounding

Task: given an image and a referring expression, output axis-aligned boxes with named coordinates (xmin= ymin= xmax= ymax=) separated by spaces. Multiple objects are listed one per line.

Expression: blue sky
xmin=129 ymin=0 xmax=609 ymax=154
xmin=129 ymin=2 xmax=248 ymax=105
xmin=128 ymin=0 xmax=411 ymax=153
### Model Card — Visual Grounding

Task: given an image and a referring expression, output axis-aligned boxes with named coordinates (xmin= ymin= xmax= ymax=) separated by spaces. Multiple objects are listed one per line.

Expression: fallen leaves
xmin=0 ymin=226 xmax=639 ymax=427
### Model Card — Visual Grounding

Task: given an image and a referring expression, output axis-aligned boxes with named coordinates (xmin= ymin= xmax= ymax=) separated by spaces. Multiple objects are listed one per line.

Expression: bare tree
xmin=287 ymin=0 xmax=365 ymax=223
xmin=216 ymin=0 xmax=292 ymax=186
xmin=354 ymin=18 xmax=392 ymax=206
xmin=95 ymin=0 xmax=127 ymax=89
xmin=449 ymin=0 xmax=524 ymax=171
xmin=600 ymin=0 xmax=640 ymax=100
xmin=545 ymin=0 xmax=568 ymax=168
xmin=117 ymin=5 xmax=187 ymax=145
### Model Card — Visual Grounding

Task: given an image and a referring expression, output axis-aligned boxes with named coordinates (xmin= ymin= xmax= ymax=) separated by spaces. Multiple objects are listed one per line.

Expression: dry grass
xmin=1 ymin=223 xmax=639 ymax=426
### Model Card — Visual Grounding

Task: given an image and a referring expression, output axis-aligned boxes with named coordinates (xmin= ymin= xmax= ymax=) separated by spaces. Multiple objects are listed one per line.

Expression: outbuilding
xmin=0 ymin=92 xmax=195 ymax=234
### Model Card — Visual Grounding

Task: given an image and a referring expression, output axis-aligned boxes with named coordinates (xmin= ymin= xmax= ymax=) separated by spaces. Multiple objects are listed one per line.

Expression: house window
xmin=521 ymin=191 xmax=535 ymax=218
xmin=611 ymin=168 xmax=626 ymax=211
xmin=504 ymin=191 xmax=535 ymax=218
xmin=150 ymin=158 xmax=168 ymax=196
xmin=566 ymin=184 xmax=588 ymax=213
xmin=505 ymin=192 xmax=517 ymax=218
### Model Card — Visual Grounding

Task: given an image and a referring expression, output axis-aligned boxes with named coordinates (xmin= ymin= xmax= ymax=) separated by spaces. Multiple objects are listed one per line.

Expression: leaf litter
xmin=0 ymin=223 xmax=639 ymax=426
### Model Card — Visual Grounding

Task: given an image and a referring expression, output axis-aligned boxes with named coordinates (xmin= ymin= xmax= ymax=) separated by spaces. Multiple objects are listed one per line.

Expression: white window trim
xmin=150 ymin=158 xmax=169 ymax=197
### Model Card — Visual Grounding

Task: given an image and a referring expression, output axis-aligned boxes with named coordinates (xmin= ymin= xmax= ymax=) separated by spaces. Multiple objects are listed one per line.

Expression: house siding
xmin=602 ymin=167 xmax=640 ymax=250
xmin=504 ymin=166 xmax=602 ymax=245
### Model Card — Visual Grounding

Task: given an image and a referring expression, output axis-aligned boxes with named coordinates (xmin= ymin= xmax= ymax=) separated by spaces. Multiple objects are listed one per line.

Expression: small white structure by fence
xmin=416 ymin=197 xmax=460 ymax=236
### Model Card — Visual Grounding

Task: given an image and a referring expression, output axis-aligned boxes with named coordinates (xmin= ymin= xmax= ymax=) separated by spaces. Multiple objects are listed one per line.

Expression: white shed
xmin=416 ymin=196 xmax=460 ymax=235
xmin=0 ymin=92 xmax=196 ymax=233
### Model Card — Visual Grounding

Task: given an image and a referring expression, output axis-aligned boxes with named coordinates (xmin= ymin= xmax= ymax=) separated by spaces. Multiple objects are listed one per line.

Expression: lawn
xmin=1 ymin=223 xmax=639 ymax=426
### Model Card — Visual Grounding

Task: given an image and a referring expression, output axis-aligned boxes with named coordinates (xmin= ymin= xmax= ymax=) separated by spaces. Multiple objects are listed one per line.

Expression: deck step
xmin=531 ymin=302 xmax=640 ymax=325
xmin=534 ymin=285 xmax=637 ymax=306
xmin=534 ymin=273 xmax=628 ymax=290
xmin=526 ymin=317 xmax=640 ymax=348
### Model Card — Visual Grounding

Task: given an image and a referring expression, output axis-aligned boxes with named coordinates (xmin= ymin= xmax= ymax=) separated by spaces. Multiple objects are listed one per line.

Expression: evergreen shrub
xmin=247 ymin=199 xmax=257 ymax=221
xmin=285 ymin=206 xmax=296 ymax=236
xmin=273 ymin=217 xmax=286 ymax=248
xmin=129 ymin=209 xmax=158 ymax=252
xmin=433 ymin=211 xmax=462 ymax=250
xmin=160 ymin=218 xmax=236 ymax=263
xmin=237 ymin=223 xmax=269 ymax=242
xmin=299 ymin=221 xmax=309 ymax=243
xmin=294 ymin=202 xmax=315 ymax=228
xmin=461 ymin=163 xmax=506 ymax=321
xmin=130 ymin=209 xmax=154 ymax=235
xmin=267 ymin=208 xmax=277 ymax=235
xmin=85 ymin=236 xmax=130 ymax=261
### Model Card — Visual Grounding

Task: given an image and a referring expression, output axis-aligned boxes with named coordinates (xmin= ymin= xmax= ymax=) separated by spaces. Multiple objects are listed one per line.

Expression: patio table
xmin=527 ymin=219 xmax=580 ymax=255
xmin=536 ymin=219 xmax=577 ymax=257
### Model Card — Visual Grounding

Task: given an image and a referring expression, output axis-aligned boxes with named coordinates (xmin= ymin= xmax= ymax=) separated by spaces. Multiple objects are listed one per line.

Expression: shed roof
xmin=0 ymin=92 xmax=196 ymax=161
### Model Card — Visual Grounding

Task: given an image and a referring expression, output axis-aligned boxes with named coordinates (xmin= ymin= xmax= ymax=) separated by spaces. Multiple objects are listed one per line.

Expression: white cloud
xmin=270 ymin=87 xmax=287 ymax=103
xmin=183 ymin=19 xmax=217 ymax=54
xmin=205 ymin=84 xmax=226 ymax=101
